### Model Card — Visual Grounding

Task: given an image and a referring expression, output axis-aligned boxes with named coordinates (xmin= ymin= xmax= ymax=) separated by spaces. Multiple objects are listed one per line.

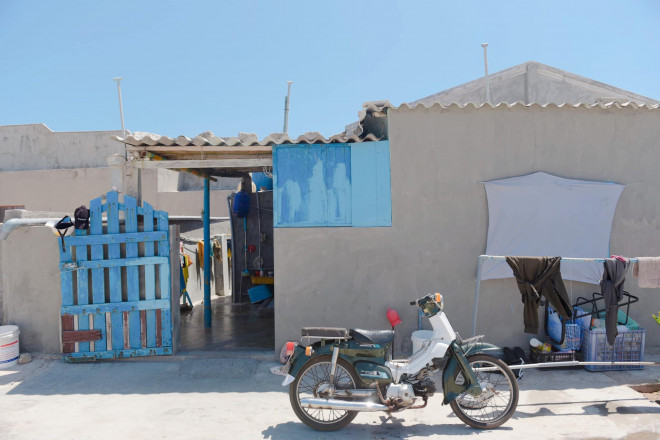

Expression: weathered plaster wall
xmin=274 ymin=105 xmax=660 ymax=353
xmin=0 ymin=227 xmax=62 ymax=353
xmin=0 ymin=124 xmax=123 ymax=171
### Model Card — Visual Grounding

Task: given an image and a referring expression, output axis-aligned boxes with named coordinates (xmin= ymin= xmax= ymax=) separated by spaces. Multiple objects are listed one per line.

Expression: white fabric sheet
xmin=482 ymin=172 xmax=623 ymax=284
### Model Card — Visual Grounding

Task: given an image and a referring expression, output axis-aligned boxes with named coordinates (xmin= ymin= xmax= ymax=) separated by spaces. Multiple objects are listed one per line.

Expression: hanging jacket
xmin=600 ymin=258 xmax=629 ymax=345
xmin=505 ymin=256 xmax=572 ymax=334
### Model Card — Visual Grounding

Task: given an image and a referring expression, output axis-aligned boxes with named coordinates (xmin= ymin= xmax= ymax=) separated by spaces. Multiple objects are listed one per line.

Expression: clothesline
xmin=477 ymin=255 xmax=639 ymax=263
xmin=471 ymin=254 xmax=639 ymax=337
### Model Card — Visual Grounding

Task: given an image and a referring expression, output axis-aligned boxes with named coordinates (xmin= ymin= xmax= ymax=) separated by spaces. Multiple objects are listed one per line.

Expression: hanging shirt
xmin=505 ymin=256 xmax=572 ymax=334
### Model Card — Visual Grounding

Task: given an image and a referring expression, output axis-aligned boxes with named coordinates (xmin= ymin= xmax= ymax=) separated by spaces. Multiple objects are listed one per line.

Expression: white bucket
xmin=0 ymin=325 xmax=20 ymax=369
xmin=411 ymin=330 xmax=434 ymax=354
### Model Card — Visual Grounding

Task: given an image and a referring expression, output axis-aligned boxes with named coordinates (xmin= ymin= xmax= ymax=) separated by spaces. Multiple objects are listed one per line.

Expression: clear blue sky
xmin=1 ymin=1 xmax=659 ymax=139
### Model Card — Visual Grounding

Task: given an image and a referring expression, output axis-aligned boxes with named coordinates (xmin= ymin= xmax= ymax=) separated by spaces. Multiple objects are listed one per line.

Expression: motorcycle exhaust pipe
xmin=300 ymin=398 xmax=389 ymax=412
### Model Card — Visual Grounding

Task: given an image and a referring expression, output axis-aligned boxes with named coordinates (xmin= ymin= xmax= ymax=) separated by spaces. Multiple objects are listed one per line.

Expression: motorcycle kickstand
xmin=327 ymin=345 xmax=340 ymax=398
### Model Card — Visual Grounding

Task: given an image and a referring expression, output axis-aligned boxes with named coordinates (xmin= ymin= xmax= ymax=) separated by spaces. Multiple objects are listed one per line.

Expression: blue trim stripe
xmin=0 ymin=356 xmax=18 ymax=364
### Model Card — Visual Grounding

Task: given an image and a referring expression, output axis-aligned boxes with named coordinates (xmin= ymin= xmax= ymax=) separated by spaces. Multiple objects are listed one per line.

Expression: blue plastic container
xmin=251 ymin=172 xmax=273 ymax=191
xmin=232 ymin=191 xmax=250 ymax=218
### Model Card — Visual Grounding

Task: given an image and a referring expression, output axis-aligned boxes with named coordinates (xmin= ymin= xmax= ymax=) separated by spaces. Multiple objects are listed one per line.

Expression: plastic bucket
xmin=411 ymin=330 xmax=434 ymax=354
xmin=0 ymin=325 xmax=20 ymax=369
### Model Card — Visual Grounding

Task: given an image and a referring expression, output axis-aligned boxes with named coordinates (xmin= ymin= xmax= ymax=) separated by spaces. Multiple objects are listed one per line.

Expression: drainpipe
xmin=0 ymin=218 xmax=61 ymax=240
xmin=203 ymin=178 xmax=212 ymax=328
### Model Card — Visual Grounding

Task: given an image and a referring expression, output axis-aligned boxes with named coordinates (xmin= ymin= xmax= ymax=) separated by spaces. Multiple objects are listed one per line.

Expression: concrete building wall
xmin=412 ymin=62 xmax=660 ymax=107
xmin=0 ymin=124 xmax=123 ymax=171
xmin=274 ymin=105 xmax=660 ymax=353
xmin=0 ymin=167 xmax=232 ymax=218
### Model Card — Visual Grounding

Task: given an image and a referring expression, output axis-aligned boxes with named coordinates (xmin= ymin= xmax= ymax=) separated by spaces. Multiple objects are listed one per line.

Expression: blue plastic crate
xmin=581 ymin=327 xmax=646 ymax=372
xmin=248 ymin=285 xmax=273 ymax=303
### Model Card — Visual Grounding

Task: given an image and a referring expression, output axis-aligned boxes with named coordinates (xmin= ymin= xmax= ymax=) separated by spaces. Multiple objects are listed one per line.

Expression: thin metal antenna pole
xmin=113 ymin=77 xmax=126 ymax=139
xmin=481 ymin=44 xmax=491 ymax=104
xmin=283 ymin=81 xmax=292 ymax=134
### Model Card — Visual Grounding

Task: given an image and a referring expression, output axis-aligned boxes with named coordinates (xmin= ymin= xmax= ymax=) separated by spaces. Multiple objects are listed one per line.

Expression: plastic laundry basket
xmin=0 ymin=325 xmax=20 ymax=369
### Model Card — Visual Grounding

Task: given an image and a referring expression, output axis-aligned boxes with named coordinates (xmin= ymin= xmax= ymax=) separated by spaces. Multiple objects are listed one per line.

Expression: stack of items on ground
xmin=505 ymin=256 xmax=659 ymax=371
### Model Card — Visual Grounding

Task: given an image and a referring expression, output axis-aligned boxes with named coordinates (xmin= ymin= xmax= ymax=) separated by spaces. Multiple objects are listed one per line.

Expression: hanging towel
xmin=505 ymin=256 xmax=572 ymax=334
xmin=600 ymin=258 xmax=629 ymax=345
xmin=632 ymin=257 xmax=660 ymax=288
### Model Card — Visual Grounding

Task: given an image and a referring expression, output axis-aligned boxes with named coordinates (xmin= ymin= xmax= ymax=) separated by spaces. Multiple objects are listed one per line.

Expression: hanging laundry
xmin=600 ymin=258 xmax=629 ymax=345
xmin=505 ymin=256 xmax=572 ymax=334
xmin=632 ymin=257 xmax=660 ymax=288
xmin=181 ymin=254 xmax=192 ymax=283
xmin=212 ymin=239 xmax=223 ymax=261
xmin=197 ymin=241 xmax=204 ymax=269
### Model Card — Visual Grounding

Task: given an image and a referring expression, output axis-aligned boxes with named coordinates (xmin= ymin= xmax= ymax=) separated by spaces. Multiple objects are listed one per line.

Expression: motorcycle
xmin=275 ymin=293 xmax=519 ymax=431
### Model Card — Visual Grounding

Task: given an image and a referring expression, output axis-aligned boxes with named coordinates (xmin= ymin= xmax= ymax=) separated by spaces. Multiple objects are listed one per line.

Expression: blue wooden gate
xmin=58 ymin=191 xmax=172 ymax=361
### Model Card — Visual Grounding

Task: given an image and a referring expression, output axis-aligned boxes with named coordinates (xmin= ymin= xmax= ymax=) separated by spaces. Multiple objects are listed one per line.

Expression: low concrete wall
xmin=275 ymin=105 xmax=660 ymax=353
xmin=0 ymin=227 xmax=61 ymax=353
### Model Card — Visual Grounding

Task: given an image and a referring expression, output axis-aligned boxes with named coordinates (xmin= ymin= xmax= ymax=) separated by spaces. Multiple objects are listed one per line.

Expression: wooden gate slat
xmin=106 ymin=191 xmax=124 ymax=350
xmin=143 ymin=202 xmax=158 ymax=348
xmin=61 ymin=316 xmax=75 ymax=353
xmin=157 ymin=211 xmax=172 ymax=348
xmin=62 ymin=330 xmax=102 ymax=343
xmin=61 ymin=298 xmax=170 ymax=315
xmin=124 ymin=196 xmax=141 ymax=349
xmin=63 ymin=231 xmax=167 ymax=246
xmin=75 ymin=229 xmax=90 ymax=352
xmin=90 ymin=196 xmax=107 ymax=352
xmin=59 ymin=233 xmax=75 ymax=354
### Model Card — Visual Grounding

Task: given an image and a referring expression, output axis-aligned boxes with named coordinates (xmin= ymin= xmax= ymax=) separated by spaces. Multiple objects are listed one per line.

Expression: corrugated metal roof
xmin=113 ymin=97 xmax=658 ymax=149
xmin=113 ymin=130 xmax=382 ymax=147
xmin=362 ymin=100 xmax=660 ymax=112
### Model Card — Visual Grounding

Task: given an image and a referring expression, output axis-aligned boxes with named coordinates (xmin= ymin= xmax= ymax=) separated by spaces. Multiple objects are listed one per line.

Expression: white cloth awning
xmin=482 ymin=172 xmax=624 ymax=284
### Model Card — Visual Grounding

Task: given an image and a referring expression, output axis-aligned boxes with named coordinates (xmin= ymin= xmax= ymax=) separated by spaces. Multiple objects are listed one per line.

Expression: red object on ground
xmin=387 ymin=308 xmax=402 ymax=327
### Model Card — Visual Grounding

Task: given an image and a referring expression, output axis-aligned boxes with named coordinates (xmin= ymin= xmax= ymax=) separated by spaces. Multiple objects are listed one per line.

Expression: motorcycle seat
xmin=350 ymin=329 xmax=395 ymax=345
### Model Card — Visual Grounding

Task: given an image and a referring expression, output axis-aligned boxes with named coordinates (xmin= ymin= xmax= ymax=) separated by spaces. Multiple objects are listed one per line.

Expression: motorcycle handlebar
xmin=409 ymin=301 xmax=417 ymax=306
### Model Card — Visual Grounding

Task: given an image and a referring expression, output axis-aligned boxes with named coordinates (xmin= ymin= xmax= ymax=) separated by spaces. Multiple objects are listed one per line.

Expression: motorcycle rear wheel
xmin=289 ymin=355 xmax=361 ymax=431
xmin=449 ymin=354 xmax=519 ymax=429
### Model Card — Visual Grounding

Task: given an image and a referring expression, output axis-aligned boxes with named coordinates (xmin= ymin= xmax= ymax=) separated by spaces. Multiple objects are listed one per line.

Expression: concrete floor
xmin=0 ymin=351 xmax=658 ymax=440
xmin=178 ymin=296 xmax=274 ymax=352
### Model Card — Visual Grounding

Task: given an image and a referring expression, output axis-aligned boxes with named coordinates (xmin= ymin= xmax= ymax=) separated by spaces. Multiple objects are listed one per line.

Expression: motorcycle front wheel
xmin=289 ymin=355 xmax=361 ymax=431
xmin=449 ymin=354 xmax=519 ymax=429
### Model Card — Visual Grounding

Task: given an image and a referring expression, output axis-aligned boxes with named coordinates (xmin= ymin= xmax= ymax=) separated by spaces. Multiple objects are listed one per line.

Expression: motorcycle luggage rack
xmin=300 ymin=327 xmax=350 ymax=346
